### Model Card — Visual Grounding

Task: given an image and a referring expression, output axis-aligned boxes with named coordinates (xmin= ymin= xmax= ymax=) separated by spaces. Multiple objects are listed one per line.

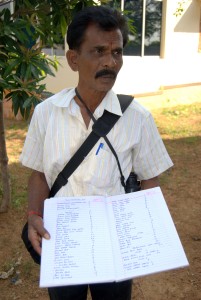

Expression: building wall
xmin=44 ymin=57 xmax=78 ymax=92
xmin=161 ymin=0 xmax=201 ymax=87
xmin=43 ymin=0 xmax=201 ymax=95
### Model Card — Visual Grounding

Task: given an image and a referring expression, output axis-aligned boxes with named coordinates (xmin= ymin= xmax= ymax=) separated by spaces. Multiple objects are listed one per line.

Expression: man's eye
xmin=96 ymin=48 xmax=103 ymax=54
xmin=113 ymin=50 xmax=122 ymax=56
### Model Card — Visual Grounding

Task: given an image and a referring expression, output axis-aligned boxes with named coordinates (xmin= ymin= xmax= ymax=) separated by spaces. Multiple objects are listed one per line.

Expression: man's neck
xmin=75 ymin=87 xmax=108 ymax=112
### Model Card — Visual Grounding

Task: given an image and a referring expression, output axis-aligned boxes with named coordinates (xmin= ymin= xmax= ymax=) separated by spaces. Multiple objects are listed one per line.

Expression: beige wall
xmin=44 ymin=0 xmax=201 ymax=95
xmin=44 ymin=56 xmax=78 ymax=94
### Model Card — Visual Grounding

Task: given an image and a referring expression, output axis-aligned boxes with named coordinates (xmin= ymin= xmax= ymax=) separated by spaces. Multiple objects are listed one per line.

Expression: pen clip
xmin=96 ymin=143 xmax=104 ymax=155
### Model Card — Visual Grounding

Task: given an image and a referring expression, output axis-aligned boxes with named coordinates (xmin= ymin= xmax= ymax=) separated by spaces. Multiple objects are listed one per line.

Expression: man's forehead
xmin=83 ymin=24 xmax=123 ymax=45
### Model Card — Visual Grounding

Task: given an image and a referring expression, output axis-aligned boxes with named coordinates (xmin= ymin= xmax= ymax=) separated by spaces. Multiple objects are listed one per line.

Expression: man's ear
xmin=66 ymin=50 xmax=79 ymax=72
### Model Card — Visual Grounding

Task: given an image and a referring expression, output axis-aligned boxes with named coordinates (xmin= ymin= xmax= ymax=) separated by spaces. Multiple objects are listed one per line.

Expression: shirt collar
xmin=51 ymin=88 xmax=123 ymax=117
xmin=95 ymin=90 xmax=123 ymax=118
xmin=51 ymin=88 xmax=76 ymax=107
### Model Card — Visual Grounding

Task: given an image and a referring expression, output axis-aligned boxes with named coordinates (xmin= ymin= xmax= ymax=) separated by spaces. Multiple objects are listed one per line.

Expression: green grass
xmin=161 ymin=104 xmax=201 ymax=118
xmin=152 ymin=102 xmax=201 ymax=140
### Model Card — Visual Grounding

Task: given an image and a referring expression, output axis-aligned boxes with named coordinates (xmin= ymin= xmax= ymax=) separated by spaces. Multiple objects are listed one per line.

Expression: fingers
xmin=28 ymin=215 xmax=50 ymax=255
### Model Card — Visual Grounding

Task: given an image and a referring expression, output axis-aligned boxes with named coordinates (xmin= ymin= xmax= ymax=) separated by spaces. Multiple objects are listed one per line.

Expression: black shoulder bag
xmin=21 ymin=94 xmax=139 ymax=264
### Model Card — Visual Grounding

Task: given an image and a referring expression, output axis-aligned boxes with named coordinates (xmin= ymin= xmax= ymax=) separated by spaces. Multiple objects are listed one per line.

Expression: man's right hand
xmin=28 ymin=214 xmax=50 ymax=255
xmin=27 ymin=170 xmax=50 ymax=255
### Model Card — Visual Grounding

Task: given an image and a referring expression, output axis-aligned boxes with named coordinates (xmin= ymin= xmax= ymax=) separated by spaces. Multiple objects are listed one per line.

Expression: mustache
xmin=95 ymin=69 xmax=117 ymax=79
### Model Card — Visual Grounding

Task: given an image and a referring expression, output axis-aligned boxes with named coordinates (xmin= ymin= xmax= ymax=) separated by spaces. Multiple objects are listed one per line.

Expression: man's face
xmin=70 ymin=24 xmax=123 ymax=94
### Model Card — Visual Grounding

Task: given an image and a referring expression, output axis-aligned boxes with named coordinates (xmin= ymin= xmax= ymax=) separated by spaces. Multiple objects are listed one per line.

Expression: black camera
xmin=125 ymin=172 xmax=141 ymax=193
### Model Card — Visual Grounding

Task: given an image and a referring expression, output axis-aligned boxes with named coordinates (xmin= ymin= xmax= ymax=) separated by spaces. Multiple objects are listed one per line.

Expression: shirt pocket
xmin=76 ymin=142 xmax=118 ymax=188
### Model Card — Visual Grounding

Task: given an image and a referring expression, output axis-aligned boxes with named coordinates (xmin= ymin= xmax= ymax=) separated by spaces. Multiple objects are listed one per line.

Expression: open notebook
xmin=40 ymin=187 xmax=189 ymax=287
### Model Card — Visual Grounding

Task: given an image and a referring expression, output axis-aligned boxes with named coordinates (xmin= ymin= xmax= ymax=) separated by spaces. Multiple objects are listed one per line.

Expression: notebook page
xmin=108 ymin=187 xmax=189 ymax=281
xmin=40 ymin=196 xmax=115 ymax=287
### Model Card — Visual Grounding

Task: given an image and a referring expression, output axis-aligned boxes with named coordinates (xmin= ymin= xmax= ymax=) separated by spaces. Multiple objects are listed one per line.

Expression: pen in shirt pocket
xmin=96 ymin=143 xmax=104 ymax=155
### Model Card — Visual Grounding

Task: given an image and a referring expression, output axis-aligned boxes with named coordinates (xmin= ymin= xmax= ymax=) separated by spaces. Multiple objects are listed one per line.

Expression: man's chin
xmin=96 ymin=77 xmax=116 ymax=91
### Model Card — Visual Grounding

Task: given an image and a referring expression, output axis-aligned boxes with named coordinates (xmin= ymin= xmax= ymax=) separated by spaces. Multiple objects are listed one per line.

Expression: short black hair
xmin=67 ymin=6 xmax=129 ymax=50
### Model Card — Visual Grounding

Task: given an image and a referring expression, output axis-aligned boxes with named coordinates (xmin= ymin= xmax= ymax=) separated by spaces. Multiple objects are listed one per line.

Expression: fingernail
xmin=44 ymin=233 xmax=50 ymax=240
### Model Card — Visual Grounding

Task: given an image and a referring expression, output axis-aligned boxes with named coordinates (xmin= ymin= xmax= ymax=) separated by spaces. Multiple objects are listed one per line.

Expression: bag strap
xmin=105 ymin=94 xmax=133 ymax=189
xmin=49 ymin=94 xmax=133 ymax=198
xmin=75 ymin=90 xmax=133 ymax=191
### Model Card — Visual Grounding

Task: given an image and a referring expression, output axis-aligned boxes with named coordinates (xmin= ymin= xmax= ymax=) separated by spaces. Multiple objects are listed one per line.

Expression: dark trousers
xmin=48 ymin=280 xmax=132 ymax=300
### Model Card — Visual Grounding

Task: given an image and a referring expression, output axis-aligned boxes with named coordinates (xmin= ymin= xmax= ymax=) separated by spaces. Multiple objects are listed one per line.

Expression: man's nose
xmin=102 ymin=53 xmax=116 ymax=68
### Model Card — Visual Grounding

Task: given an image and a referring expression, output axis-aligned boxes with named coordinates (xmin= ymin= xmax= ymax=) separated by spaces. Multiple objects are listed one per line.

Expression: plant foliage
xmin=0 ymin=5 xmax=58 ymax=118
xmin=0 ymin=0 xmax=108 ymax=118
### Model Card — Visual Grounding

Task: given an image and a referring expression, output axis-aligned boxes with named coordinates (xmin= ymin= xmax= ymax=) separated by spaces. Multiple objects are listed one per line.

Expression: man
xmin=20 ymin=6 xmax=173 ymax=300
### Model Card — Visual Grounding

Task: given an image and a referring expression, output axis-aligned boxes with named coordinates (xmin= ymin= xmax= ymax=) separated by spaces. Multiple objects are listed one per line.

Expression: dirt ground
xmin=0 ymin=85 xmax=201 ymax=300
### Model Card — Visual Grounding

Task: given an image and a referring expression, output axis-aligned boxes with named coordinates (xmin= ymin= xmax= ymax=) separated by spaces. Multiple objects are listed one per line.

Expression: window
xmin=0 ymin=0 xmax=13 ymax=12
xmin=109 ymin=0 xmax=163 ymax=56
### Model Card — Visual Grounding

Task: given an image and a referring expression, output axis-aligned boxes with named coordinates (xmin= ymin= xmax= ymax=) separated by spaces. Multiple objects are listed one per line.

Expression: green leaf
xmin=32 ymin=59 xmax=55 ymax=76
xmin=12 ymin=75 xmax=24 ymax=85
xmin=60 ymin=14 xmax=67 ymax=37
xmin=3 ymin=9 xmax=11 ymax=24
xmin=3 ymin=36 xmax=19 ymax=52
xmin=11 ymin=93 xmax=21 ymax=116
xmin=23 ymin=96 xmax=33 ymax=108
xmin=19 ymin=62 xmax=27 ymax=79
xmin=24 ymin=64 xmax=32 ymax=81
xmin=30 ymin=64 xmax=40 ymax=78
xmin=24 ymin=105 xmax=32 ymax=120
xmin=3 ymin=58 xmax=22 ymax=78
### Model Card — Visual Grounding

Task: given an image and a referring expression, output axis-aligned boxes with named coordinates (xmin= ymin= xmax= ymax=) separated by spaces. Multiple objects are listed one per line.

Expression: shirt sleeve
xmin=19 ymin=105 xmax=45 ymax=172
xmin=133 ymin=113 xmax=173 ymax=180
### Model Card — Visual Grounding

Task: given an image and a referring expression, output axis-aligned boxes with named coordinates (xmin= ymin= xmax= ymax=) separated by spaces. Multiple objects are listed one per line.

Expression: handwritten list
xmin=108 ymin=194 xmax=165 ymax=279
xmin=40 ymin=188 xmax=189 ymax=287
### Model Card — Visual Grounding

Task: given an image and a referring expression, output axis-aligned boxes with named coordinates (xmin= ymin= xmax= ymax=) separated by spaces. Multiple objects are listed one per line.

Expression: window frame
xmin=121 ymin=0 xmax=164 ymax=57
